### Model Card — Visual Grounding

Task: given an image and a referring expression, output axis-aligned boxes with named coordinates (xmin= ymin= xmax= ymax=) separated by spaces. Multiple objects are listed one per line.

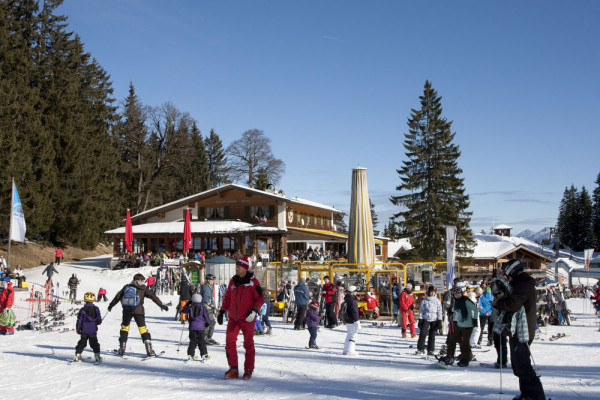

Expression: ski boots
xmin=402 ymin=334 xmax=407 ymax=338
xmin=94 ymin=353 xmax=102 ymax=364
xmin=438 ymin=344 xmax=447 ymax=356
xmin=427 ymin=350 xmax=435 ymax=356
xmin=494 ymin=362 xmax=508 ymax=369
xmin=224 ymin=367 xmax=239 ymax=379
xmin=118 ymin=341 xmax=127 ymax=356
xmin=457 ymin=360 xmax=469 ymax=367
xmin=309 ymin=345 xmax=320 ymax=349
xmin=436 ymin=355 xmax=454 ymax=366
xmin=73 ymin=353 xmax=82 ymax=362
xmin=242 ymin=370 xmax=252 ymax=380
xmin=201 ymin=354 xmax=210 ymax=363
xmin=415 ymin=349 xmax=425 ymax=355
xmin=144 ymin=340 xmax=156 ymax=357
xmin=411 ymin=334 xmax=417 ymax=338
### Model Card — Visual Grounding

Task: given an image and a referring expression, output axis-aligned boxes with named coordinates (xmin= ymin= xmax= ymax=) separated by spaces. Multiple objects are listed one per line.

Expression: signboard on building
xmin=432 ymin=273 xmax=447 ymax=291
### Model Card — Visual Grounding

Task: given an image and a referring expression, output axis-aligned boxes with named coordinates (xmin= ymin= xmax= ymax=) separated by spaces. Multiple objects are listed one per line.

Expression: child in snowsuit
xmin=399 ymin=283 xmax=416 ymax=338
xmin=74 ymin=291 xmax=102 ymax=363
xmin=182 ymin=293 xmax=211 ymax=362
xmin=306 ymin=301 xmax=321 ymax=349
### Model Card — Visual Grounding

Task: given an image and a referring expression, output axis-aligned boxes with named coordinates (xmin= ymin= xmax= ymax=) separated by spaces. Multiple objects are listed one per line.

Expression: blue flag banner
xmin=10 ymin=182 xmax=26 ymax=242
xmin=446 ymin=225 xmax=457 ymax=290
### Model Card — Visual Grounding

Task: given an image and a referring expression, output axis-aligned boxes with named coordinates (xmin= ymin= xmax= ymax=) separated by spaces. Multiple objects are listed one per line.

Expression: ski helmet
xmin=191 ymin=293 xmax=202 ymax=303
xmin=474 ymin=287 xmax=483 ymax=295
xmin=502 ymin=259 xmax=524 ymax=278
xmin=347 ymin=285 xmax=357 ymax=293
xmin=205 ymin=273 xmax=215 ymax=281
xmin=84 ymin=291 xmax=96 ymax=303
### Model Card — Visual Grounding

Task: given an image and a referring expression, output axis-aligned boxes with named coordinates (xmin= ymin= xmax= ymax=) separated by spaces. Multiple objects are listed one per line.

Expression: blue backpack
xmin=121 ymin=285 xmax=140 ymax=307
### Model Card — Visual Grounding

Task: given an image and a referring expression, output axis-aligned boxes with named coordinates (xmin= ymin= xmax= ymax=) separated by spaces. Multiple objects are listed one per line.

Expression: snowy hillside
xmin=1 ymin=256 xmax=599 ymax=399
xmin=515 ymin=229 xmax=551 ymax=244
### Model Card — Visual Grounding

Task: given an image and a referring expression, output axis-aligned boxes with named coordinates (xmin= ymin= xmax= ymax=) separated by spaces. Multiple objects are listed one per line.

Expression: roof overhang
xmin=105 ymin=220 xmax=287 ymax=236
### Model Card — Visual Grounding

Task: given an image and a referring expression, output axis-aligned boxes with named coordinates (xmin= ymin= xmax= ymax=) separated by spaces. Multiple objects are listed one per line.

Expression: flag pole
xmin=7 ymin=177 xmax=14 ymax=268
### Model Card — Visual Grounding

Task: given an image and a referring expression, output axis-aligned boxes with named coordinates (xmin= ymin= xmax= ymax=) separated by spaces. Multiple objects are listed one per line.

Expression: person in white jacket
xmin=416 ymin=285 xmax=442 ymax=355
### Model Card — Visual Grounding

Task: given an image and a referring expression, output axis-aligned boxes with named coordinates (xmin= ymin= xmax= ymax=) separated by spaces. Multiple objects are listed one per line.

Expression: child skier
xmin=306 ymin=301 xmax=321 ymax=349
xmin=74 ymin=291 xmax=102 ymax=363
xmin=343 ymin=285 xmax=360 ymax=355
xmin=182 ymin=293 xmax=210 ymax=362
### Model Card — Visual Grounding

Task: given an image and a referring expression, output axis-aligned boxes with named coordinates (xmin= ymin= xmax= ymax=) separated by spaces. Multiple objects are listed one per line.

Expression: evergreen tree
xmin=205 ymin=129 xmax=228 ymax=188
xmin=333 ymin=212 xmax=347 ymax=233
xmin=390 ymin=80 xmax=474 ymax=260
xmin=557 ymin=185 xmax=578 ymax=251
xmin=369 ymin=198 xmax=379 ymax=236
xmin=575 ymin=186 xmax=593 ymax=251
xmin=253 ymin=167 xmax=271 ymax=190
xmin=383 ymin=221 xmax=399 ymax=240
xmin=591 ymin=172 xmax=600 ymax=251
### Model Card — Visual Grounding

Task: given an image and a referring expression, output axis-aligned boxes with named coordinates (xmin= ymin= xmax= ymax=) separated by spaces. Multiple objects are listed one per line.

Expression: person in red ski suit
xmin=0 ymin=281 xmax=15 ymax=334
xmin=54 ymin=248 xmax=64 ymax=265
xmin=399 ymin=283 xmax=415 ymax=337
xmin=217 ymin=255 xmax=264 ymax=380
xmin=321 ymin=276 xmax=337 ymax=328
xmin=365 ymin=289 xmax=379 ymax=319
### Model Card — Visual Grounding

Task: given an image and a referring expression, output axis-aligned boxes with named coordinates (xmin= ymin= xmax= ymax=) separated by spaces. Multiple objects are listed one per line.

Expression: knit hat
xmin=237 ymin=255 xmax=250 ymax=269
xmin=309 ymin=301 xmax=319 ymax=310
xmin=191 ymin=293 xmax=202 ymax=303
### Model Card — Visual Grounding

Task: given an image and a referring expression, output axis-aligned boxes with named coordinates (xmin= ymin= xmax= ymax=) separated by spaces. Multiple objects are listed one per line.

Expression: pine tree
xmin=205 ymin=129 xmax=228 ymax=188
xmin=390 ymin=81 xmax=474 ymax=260
xmin=253 ymin=167 xmax=271 ymax=190
xmin=369 ymin=198 xmax=379 ymax=236
xmin=383 ymin=221 xmax=399 ymax=240
xmin=557 ymin=185 xmax=578 ymax=251
xmin=591 ymin=172 xmax=600 ymax=251
xmin=333 ymin=212 xmax=347 ymax=233
xmin=575 ymin=186 xmax=593 ymax=251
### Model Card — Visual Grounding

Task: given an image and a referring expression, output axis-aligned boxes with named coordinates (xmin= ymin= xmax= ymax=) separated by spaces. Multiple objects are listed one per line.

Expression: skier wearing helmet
xmin=74 ymin=291 xmax=102 ymax=363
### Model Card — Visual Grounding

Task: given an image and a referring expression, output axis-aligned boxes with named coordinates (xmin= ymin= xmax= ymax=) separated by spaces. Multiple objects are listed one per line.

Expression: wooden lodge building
xmin=104 ymin=184 xmax=388 ymax=262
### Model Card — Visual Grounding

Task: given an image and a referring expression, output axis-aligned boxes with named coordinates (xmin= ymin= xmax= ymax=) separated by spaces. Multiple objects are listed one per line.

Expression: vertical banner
xmin=584 ymin=249 xmax=594 ymax=271
xmin=10 ymin=182 xmax=26 ymax=242
xmin=446 ymin=225 xmax=457 ymax=290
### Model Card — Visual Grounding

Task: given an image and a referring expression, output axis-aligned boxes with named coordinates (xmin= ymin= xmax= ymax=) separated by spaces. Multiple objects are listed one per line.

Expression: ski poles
xmin=176 ymin=321 xmax=186 ymax=353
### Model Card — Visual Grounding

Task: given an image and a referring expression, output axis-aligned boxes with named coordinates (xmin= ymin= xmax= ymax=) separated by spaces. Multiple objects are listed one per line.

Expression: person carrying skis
xmin=437 ymin=283 xmax=478 ymax=367
xmin=201 ymin=273 xmax=219 ymax=345
xmin=182 ymin=293 xmax=210 ymax=362
xmin=68 ymin=273 xmax=80 ymax=302
xmin=0 ymin=281 xmax=15 ymax=335
xmin=399 ymin=283 xmax=416 ymax=338
xmin=108 ymin=273 xmax=169 ymax=357
xmin=74 ymin=291 xmax=102 ymax=363
xmin=495 ymin=259 xmax=546 ymax=400
xmin=217 ymin=255 xmax=264 ymax=380
xmin=416 ymin=285 xmax=442 ymax=355
xmin=321 ymin=276 xmax=337 ymax=328
xmin=342 ymin=285 xmax=360 ymax=355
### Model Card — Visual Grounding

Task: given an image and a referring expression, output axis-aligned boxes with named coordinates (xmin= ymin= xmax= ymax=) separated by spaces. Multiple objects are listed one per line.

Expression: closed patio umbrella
xmin=347 ymin=167 xmax=374 ymax=266
xmin=183 ymin=208 xmax=192 ymax=256
xmin=124 ymin=209 xmax=133 ymax=253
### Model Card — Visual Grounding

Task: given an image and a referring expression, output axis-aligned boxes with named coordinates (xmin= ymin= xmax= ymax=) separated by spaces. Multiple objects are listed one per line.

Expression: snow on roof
xmin=472 ymin=234 xmax=551 ymax=260
xmin=493 ymin=224 xmax=512 ymax=230
xmin=387 ymin=238 xmax=412 ymax=258
xmin=105 ymin=220 xmax=283 ymax=235
xmin=288 ymin=197 xmax=342 ymax=213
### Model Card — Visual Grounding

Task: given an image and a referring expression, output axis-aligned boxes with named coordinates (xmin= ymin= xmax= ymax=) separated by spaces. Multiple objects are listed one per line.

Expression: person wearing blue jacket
xmin=74 ymin=291 xmax=102 ymax=363
xmin=182 ymin=293 xmax=211 ymax=362
xmin=478 ymin=286 xmax=494 ymax=346
xmin=293 ymin=278 xmax=310 ymax=330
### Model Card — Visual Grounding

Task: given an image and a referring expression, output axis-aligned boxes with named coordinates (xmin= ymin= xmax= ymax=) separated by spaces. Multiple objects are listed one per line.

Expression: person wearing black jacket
xmin=496 ymin=260 xmax=546 ymax=400
xmin=178 ymin=276 xmax=193 ymax=322
xmin=343 ymin=285 xmax=360 ymax=355
xmin=108 ymin=273 xmax=169 ymax=357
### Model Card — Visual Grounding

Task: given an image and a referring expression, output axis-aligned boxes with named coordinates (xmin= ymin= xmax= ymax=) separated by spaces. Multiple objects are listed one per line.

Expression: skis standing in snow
xmin=107 ymin=273 xmax=169 ymax=358
xmin=73 ymin=291 xmax=102 ymax=364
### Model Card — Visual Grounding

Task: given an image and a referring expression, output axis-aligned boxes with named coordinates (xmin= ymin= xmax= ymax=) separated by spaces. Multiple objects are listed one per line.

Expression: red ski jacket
xmin=0 ymin=282 xmax=14 ymax=311
xmin=322 ymin=282 xmax=336 ymax=304
xmin=366 ymin=294 xmax=379 ymax=310
xmin=221 ymin=272 xmax=264 ymax=321
xmin=399 ymin=290 xmax=414 ymax=312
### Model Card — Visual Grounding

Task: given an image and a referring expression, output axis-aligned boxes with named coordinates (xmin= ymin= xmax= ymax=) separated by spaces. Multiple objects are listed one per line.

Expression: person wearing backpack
xmin=108 ymin=273 xmax=169 ymax=357
xmin=74 ymin=291 xmax=102 ymax=363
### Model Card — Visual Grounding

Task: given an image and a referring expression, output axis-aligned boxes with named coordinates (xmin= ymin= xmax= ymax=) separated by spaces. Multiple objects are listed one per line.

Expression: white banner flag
xmin=446 ymin=225 xmax=457 ymax=290
xmin=584 ymin=249 xmax=594 ymax=271
xmin=10 ymin=182 xmax=26 ymax=242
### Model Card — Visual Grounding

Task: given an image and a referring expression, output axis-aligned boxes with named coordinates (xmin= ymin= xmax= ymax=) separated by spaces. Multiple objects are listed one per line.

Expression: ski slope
xmin=1 ymin=256 xmax=598 ymax=399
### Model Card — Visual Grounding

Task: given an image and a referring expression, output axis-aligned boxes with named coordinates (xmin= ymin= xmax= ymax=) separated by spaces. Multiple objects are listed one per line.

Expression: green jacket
xmin=452 ymin=296 xmax=478 ymax=328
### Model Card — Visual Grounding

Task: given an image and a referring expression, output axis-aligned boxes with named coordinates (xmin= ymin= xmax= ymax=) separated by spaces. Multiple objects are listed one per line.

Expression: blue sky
xmin=58 ymin=0 xmax=599 ymax=236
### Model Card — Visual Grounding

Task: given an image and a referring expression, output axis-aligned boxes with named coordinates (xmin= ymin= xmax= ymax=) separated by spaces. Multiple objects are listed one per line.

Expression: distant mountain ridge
xmin=515 ymin=228 xmax=551 ymax=243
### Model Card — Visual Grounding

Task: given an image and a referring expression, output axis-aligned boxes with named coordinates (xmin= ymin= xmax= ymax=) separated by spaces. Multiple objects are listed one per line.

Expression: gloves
xmin=409 ymin=304 xmax=414 ymax=311
xmin=472 ymin=318 xmax=478 ymax=327
xmin=76 ymin=331 xmax=81 ymax=335
xmin=161 ymin=305 xmax=169 ymax=312
xmin=107 ymin=305 xmax=112 ymax=312
xmin=217 ymin=310 xmax=224 ymax=325
xmin=246 ymin=310 xmax=257 ymax=322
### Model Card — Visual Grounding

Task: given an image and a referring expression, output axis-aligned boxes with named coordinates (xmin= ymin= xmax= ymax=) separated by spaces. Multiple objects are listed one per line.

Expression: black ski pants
xmin=325 ymin=302 xmax=337 ymax=327
xmin=447 ymin=323 xmax=472 ymax=364
xmin=76 ymin=333 xmax=100 ymax=354
xmin=188 ymin=329 xmax=207 ymax=357
xmin=417 ymin=320 xmax=437 ymax=353
xmin=479 ymin=315 xmax=493 ymax=343
xmin=120 ymin=312 xmax=151 ymax=343
xmin=509 ymin=337 xmax=546 ymax=400
xmin=494 ymin=332 xmax=508 ymax=365
xmin=295 ymin=305 xmax=307 ymax=329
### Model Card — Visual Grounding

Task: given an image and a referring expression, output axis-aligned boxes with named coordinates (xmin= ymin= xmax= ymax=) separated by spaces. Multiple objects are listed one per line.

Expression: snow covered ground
xmin=1 ymin=256 xmax=598 ymax=399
